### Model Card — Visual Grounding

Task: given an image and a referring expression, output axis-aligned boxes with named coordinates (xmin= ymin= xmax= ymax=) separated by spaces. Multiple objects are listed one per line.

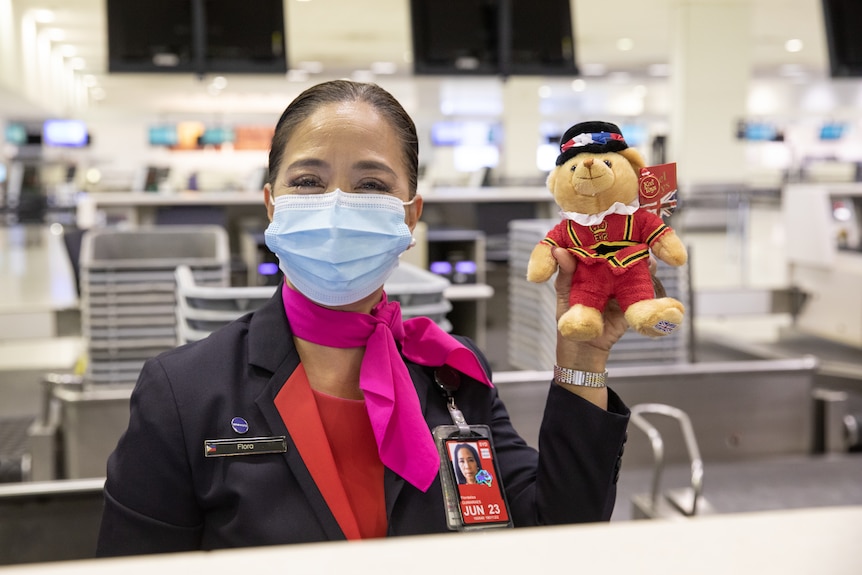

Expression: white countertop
xmin=3 ymin=505 xmax=861 ymax=574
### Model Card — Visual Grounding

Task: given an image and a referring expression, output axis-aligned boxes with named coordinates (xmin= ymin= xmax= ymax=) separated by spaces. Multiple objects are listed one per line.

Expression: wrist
xmin=553 ymin=365 xmax=607 ymax=388
xmin=552 ymin=365 xmax=609 ymax=409
xmin=556 ymin=340 xmax=610 ymax=374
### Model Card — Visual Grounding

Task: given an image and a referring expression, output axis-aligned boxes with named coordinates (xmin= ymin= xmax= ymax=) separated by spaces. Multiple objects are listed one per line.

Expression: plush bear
xmin=526 ymin=121 xmax=688 ymax=341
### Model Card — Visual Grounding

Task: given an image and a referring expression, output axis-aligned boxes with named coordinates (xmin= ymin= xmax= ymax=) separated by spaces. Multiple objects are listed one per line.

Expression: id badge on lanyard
xmin=432 ymin=366 xmax=513 ymax=531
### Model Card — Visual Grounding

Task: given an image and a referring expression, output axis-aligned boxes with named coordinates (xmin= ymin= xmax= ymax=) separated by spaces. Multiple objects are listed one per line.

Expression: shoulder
xmin=158 ymin=313 xmax=253 ymax=373
xmin=140 ymin=312 xmax=266 ymax=410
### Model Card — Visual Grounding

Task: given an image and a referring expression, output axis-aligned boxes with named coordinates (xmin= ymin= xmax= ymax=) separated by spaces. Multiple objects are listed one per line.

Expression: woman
xmin=454 ymin=443 xmax=482 ymax=485
xmin=96 ymin=80 xmax=630 ymax=556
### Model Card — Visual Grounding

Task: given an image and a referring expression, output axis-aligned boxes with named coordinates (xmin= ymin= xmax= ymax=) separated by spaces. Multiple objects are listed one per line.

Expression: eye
xmin=603 ymin=160 xmax=612 ymax=167
xmin=570 ymin=164 xmax=577 ymax=172
xmin=288 ymin=176 xmax=324 ymax=189
xmin=356 ymin=179 xmax=391 ymax=193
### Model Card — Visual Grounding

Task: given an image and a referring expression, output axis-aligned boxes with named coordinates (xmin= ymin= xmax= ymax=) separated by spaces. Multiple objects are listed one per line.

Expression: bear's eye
xmin=603 ymin=160 xmax=612 ymax=167
xmin=570 ymin=164 xmax=577 ymax=172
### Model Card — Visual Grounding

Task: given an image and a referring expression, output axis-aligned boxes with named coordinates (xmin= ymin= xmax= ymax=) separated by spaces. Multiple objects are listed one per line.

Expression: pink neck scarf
xmin=281 ymin=283 xmax=492 ymax=492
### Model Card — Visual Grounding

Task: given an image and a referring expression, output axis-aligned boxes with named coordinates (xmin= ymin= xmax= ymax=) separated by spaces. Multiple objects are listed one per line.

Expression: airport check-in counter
xmin=29 ymin=357 xmax=833 ymax=482
xmin=783 ymin=182 xmax=862 ymax=348
xmin=7 ymin=356 xmax=862 ymax=566
xmin=0 ymin=504 xmax=861 ymax=574
xmin=494 ymin=358 xmax=862 ymax=521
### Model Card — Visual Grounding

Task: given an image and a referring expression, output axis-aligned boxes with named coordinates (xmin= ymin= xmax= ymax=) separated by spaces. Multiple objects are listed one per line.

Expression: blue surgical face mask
xmin=264 ymin=189 xmax=415 ymax=306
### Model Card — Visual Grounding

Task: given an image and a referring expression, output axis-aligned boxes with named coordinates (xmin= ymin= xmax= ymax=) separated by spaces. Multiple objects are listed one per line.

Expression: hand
xmin=550 ymin=247 xmax=619 ymax=408
xmin=552 ymin=248 xmax=628 ymax=361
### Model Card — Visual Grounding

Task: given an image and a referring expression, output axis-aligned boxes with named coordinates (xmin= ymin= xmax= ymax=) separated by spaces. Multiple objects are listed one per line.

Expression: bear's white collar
xmin=560 ymin=200 xmax=640 ymax=227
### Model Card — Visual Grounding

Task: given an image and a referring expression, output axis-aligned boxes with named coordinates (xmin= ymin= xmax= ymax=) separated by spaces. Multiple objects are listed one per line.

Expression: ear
xmin=618 ymin=148 xmax=646 ymax=173
xmin=546 ymin=167 xmax=559 ymax=194
xmin=405 ymin=194 xmax=424 ymax=232
xmin=264 ymin=183 xmax=274 ymax=222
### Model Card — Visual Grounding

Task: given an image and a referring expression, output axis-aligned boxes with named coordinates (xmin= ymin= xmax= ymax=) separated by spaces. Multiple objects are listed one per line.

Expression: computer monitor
xmin=43 ymin=120 xmax=90 ymax=148
xmin=822 ymin=0 xmax=862 ymax=77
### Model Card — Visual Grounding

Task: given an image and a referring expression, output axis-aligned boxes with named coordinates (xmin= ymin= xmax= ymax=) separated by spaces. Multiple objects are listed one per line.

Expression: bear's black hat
xmin=555 ymin=121 xmax=628 ymax=166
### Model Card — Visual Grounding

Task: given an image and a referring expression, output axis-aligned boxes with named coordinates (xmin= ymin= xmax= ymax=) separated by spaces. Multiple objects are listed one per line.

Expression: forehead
xmin=283 ymin=101 xmax=401 ymax=158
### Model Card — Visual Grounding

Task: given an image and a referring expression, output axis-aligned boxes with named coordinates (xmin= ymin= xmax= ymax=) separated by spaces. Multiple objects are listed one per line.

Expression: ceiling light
xmin=571 ymin=79 xmax=586 ymax=92
xmin=616 ymin=38 xmax=634 ymax=51
xmin=46 ymin=28 xmax=65 ymax=42
xmin=211 ymin=76 xmax=228 ymax=90
xmin=785 ymin=39 xmax=803 ymax=53
xmin=538 ymin=85 xmax=552 ymax=99
xmin=83 ymin=75 xmax=98 ymax=87
xmin=59 ymin=45 xmax=77 ymax=58
xmin=70 ymin=58 xmax=86 ymax=70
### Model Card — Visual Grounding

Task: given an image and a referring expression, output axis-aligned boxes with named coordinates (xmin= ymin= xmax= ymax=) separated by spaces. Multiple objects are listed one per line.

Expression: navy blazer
xmin=97 ymin=287 xmax=630 ymax=557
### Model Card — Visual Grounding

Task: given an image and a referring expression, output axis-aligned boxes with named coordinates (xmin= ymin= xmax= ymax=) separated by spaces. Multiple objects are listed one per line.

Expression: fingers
xmin=552 ymin=248 xmax=575 ymax=320
xmin=553 ymin=246 xmax=577 ymax=274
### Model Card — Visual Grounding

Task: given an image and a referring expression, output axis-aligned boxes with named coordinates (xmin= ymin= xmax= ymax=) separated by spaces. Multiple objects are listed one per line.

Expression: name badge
xmin=204 ymin=436 xmax=287 ymax=457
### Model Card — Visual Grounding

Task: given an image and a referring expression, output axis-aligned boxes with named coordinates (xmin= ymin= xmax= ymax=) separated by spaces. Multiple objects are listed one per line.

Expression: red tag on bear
xmin=638 ymin=162 xmax=678 ymax=219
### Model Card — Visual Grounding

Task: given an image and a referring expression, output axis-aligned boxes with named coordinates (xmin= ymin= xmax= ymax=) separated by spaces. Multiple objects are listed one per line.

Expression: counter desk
xmin=2 ymin=505 xmax=860 ymax=574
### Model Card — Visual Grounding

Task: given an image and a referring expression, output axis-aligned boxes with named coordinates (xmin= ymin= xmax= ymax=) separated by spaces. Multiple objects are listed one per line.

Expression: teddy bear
xmin=526 ymin=121 xmax=688 ymax=341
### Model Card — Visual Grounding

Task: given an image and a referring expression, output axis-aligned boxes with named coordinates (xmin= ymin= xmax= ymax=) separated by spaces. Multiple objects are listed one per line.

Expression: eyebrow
xmin=285 ymin=158 xmax=328 ymax=171
xmin=353 ymin=160 xmax=398 ymax=176
xmin=284 ymin=158 xmax=397 ymax=177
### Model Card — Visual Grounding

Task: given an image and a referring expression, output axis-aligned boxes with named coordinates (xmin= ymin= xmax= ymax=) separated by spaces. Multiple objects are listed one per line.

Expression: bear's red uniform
xmin=540 ymin=211 xmax=670 ymax=311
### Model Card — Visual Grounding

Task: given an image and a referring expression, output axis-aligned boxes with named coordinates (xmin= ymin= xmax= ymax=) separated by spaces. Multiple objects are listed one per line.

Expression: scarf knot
xmin=371 ymin=295 xmax=406 ymax=344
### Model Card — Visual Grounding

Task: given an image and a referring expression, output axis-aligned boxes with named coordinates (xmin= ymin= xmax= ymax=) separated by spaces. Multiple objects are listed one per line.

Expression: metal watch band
xmin=553 ymin=365 xmax=607 ymax=388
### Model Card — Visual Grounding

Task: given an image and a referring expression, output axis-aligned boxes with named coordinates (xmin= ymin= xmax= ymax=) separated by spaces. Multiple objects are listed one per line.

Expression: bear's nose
xmin=583 ymin=158 xmax=594 ymax=168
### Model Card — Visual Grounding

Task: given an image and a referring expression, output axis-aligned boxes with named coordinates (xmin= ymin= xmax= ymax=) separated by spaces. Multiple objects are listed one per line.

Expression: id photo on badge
xmin=446 ymin=439 xmax=509 ymax=525
xmin=450 ymin=442 xmax=489 ymax=486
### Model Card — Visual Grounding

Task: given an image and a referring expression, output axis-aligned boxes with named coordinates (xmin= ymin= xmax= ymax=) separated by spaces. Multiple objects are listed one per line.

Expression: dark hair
xmin=267 ymin=80 xmax=419 ymax=196
xmin=452 ymin=443 xmax=483 ymax=485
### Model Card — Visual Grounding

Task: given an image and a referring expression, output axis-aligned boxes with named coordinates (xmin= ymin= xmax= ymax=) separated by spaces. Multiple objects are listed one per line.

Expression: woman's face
xmin=457 ymin=447 xmax=479 ymax=484
xmin=265 ymin=100 xmax=422 ymax=230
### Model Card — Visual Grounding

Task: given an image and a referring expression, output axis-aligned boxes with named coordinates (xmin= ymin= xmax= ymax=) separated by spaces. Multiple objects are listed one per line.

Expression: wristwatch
xmin=553 ymin=365 xmax=607 ymax=388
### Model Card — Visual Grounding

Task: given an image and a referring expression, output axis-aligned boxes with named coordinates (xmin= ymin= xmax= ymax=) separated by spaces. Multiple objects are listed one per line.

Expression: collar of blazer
xmin=247 ymin=281 xmax=297 ymax=374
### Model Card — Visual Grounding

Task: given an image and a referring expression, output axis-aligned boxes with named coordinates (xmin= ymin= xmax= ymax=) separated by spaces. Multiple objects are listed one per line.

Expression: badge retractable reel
xmin=432 ymin=366 xmax=513 ymax=531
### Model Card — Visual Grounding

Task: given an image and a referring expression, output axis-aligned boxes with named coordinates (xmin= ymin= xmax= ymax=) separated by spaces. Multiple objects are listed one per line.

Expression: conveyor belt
xmin=701 ymin=330 xmax=862 ymax=379
xmin=613 ymin=454 xmax=862 ymax=521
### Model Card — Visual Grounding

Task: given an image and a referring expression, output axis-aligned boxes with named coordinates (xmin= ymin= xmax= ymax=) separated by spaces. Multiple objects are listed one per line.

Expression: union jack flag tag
xmin=638 ymin=162 xmax=678 ymax=220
